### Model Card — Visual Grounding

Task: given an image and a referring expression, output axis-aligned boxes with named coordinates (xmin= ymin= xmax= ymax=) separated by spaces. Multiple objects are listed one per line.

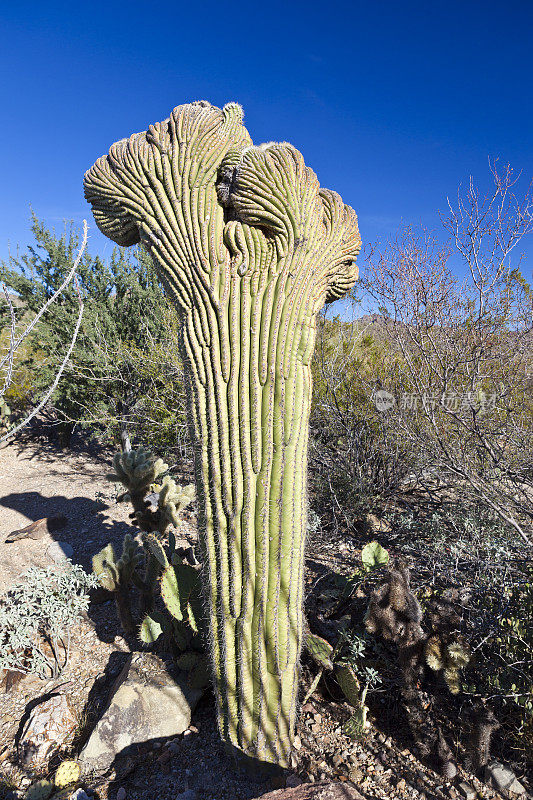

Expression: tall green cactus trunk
xmin=84 ymin=101 xmax=361 ymax=768
xmin=182 ymin=297 xmax=314 ymax=765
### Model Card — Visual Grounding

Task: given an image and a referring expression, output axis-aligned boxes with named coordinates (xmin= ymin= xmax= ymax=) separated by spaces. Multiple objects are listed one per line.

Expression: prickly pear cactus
xmin=24 ymin=780 xmax=53 ymax=800
xmin=84 ymin=100 xmax=361 ymax=767
xmin=53 ymin=760 xmax=81 ymax=788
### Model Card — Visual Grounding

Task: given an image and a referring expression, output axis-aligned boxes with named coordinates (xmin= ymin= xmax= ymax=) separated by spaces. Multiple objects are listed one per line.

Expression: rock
xmin=18 ymin=692 xmax=77 ymax=766
xmin=5 ymin=515 xmax=67 ymax=543
xmin=486 ymin=761 xmax=526 ymax=795
xmin=457 ymin=782 xmax=476 ymax=800
xmin=46 ymin=542 xmax=74 ymax=562
xmin=79 ymin=653 xmax=202 ymax=774
xmin=286 ymin=775 xmax=303 ymax=787
xmin=253 ymin=782 xmax=365 ymax=800
xmin=0 ymin=516 xmax=75 ymax=595
xmin=69 ymin=791 xmax=91 ymax=800
xmin=116 ymin=788 xmax=126 ymax=800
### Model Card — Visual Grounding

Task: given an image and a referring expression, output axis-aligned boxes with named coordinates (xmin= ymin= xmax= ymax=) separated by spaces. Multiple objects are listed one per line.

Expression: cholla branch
xmin=1 ymin=282 xmax=16 ymax=396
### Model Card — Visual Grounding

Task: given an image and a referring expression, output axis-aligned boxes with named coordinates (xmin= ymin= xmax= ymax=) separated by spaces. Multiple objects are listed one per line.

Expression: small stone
xmin=396 ymin=778 xmax=406 ymax=791
xmin=175 ymin=791 xmax=197 ymax=800
xmin=158 ymin=750 xmax=171 ymax=763
xmin=313 ymin=713 xmax=322 ymax=723
xmin=69 ymin=791 xmax=91 ymax=800
xmin=332 ymin=753 xmax=343 ymax=768
xmin=183 ymin=729 xmax=192 ymax=737
xmin=116 ymin=789 xmax=126 ymax=800
xmin=293 ymin=735 xmax=302 ymax=750
xmin=486 ymin=761 xmax=526 ymax=795
xmin=458 ymin=782 xmax=476 ymax=800
xmin=167 ymin=742 xmax=180 ymax=754
xmin=188 ymin=725 xmax=198 ymax=733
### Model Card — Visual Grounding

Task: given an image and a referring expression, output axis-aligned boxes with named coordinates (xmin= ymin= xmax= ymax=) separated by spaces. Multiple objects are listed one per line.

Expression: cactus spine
xmin=84 ymin=101 xmax=360 ymax=767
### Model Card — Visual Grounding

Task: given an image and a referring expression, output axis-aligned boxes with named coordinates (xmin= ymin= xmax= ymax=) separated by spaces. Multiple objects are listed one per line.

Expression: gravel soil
xmin=0 ymin=432 xmax=519 ymax=800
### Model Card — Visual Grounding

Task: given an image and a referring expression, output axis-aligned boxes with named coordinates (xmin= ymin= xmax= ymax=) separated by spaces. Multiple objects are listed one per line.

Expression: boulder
xmin=254 ymin=782 xmax=365 ymax=800
xmin=46 ymin=541 xmax=74 ymax=562
xmin=79 ymin=652 xmax=202 ymax=774
xmin=18 ymin=692 xmax=77 ymax=766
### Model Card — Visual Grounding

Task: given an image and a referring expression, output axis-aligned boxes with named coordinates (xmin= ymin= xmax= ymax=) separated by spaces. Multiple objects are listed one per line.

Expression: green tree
xmin=0 ymin=214 xmax=170 ymax=446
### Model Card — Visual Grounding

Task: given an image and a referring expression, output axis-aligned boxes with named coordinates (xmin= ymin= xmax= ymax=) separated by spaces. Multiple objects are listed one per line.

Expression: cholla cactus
xmin=424 ymin=589 xmax=471 ymax=695
xmin=107 ymin=447 xmax=195 ymax=535
xmin=365 ymin=562 xmax=456 ymax=776
xmin=53 ymin=760 xmax=81 ymax=789
xmin=85 ymin=100 xmax=360 ymax=767
xmin=425 ymin=635 xmax=470 ymax=694
xmin=92 ymin=534 xmax=141 ymax=633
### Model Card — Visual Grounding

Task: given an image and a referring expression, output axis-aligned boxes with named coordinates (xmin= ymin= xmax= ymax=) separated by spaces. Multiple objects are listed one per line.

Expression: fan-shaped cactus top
xmin=84 ymin=101 xmax=360 ymax=311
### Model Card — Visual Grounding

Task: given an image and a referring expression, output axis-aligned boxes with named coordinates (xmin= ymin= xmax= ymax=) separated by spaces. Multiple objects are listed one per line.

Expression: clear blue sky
xmin=1 ymin=0 xmax=532 ymax=271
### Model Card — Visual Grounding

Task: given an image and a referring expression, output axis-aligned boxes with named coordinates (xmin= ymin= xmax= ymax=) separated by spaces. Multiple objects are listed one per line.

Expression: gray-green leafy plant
xmin=0 ymin=563 xmax=97 ymax=679
xmin=84 ymin=100 xmax=361 ymax=767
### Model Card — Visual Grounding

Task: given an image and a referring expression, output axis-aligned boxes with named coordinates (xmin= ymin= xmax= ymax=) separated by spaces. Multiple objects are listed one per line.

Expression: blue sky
xmin=1 ymin=0 xmax=532 ymax=273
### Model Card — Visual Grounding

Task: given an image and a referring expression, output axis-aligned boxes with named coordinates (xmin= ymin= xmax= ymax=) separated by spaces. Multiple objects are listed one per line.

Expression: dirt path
xmin=0 ymin=436 xmax=136 ymax=595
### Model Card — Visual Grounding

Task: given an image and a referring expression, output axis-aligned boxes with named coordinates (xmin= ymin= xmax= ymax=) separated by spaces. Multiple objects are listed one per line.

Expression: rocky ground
xmin=0 ymin=430 xmax=529 ymax=800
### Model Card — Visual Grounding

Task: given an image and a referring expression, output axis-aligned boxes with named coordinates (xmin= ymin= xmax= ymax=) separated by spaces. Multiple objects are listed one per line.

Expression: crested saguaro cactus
xmin=84 ymin=101 xmax=361 ymax=767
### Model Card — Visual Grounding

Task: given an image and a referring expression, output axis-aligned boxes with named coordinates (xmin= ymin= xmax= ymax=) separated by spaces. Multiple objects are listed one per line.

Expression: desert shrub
xmin=310 ymin=165 xmax=533 ymax=547
xmin=362 ymin=164 xmax=533 ymax=542
xmin=310 ymin=306 xmax=415 ymax=532
xmin=0 ymin=215 xmax=177 ymax=448
xmin=79 ymin=304 xmax=190 ymax=464
xmin=0 ymin=562 xmax=97 ymax=679
xmin=387 ymin=504 xmax=532 ymax=764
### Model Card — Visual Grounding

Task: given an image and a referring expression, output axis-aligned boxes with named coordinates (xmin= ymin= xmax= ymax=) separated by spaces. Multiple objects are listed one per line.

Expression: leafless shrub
xmin=361 ymin=162 xmax=533 ymax=543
